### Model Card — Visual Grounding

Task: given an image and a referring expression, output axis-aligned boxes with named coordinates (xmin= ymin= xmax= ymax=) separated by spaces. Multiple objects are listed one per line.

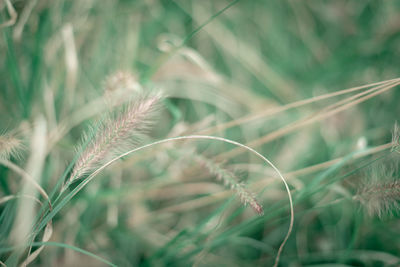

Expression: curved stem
xmin=0 ymin=158 xmax=51 ymax=209
xmin=71 ymin=135 xmax=293 ymax=267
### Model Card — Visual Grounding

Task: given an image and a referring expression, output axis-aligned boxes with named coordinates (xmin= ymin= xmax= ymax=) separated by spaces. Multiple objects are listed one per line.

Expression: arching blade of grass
xmin=33 ymin=135 xmax=292 ymax=267
xmin=174 ymin=147 xmax=395 ymax=264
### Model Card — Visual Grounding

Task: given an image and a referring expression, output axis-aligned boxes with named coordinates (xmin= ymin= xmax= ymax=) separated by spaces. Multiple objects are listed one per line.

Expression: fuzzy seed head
xmin=356 ymin=180 xmax=400 ymax=218
xmin=66 ymin=92 xmax=162 ymax=188
xmin=0 ymin=134 xmax=23 ymax=159
xmin=196 ymin=155 xmax=264 ymax=215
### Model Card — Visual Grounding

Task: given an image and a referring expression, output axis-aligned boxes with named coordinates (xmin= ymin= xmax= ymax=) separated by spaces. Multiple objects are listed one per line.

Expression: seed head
xmin=0 ymin=133 xmax=23 ymax=159
xmin=65 ymin=92 xmax=162 ymax=188
xmin=196 ymin=155 xmax=263 ymax=215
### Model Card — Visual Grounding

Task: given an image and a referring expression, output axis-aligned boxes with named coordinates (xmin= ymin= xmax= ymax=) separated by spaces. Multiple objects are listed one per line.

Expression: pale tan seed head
xmin=195 ymin=154 xmax=264 ymax=215
xmin=65 ymin=92 xmax=162 ymax=189
xmin=0 ymin=133 xmax=23 ymax=159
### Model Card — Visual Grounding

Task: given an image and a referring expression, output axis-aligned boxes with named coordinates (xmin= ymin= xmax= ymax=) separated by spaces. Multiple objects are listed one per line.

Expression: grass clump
xmin=1 ymin=1 xmax=400 ymax=266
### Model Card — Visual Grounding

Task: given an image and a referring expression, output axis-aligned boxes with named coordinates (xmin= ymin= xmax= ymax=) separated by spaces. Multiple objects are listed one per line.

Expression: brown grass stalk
xmin=199 ymin=78 xmax=400 ymax=135
xmin=217 ymin=80 xmax=400 ymax=160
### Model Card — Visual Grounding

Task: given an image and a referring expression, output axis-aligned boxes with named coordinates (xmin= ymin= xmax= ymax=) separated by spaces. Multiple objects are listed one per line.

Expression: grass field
xmin=1 ymin=1 xmax=400 ymax=266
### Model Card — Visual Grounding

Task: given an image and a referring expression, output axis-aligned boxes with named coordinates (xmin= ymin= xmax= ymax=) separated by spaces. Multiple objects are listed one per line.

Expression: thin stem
xmin=199 ymin=78 xmax=400 ymax=135
xmin=0 ymin=159 xmax=51 ymax=209
xmin=71 ymin=135 xmax=293 ymax=267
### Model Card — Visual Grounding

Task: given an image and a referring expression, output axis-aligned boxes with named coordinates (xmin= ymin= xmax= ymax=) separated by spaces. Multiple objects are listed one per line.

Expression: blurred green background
xmin=1 ymin=0 xmax=400 ymax=266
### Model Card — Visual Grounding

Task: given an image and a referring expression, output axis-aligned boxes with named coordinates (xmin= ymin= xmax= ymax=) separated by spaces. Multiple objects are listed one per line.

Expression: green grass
xmin=1 ymin=0 xmax=400 ymax=266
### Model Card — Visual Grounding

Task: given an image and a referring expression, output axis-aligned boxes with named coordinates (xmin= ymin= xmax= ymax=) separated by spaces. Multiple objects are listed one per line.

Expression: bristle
xmin=196 ymin=155 xmax=264 ymax=215
xmin=0 ymin=133 xmax=23 ymax=159
xmin=356 ymin=180 xmax=400 ymax=218
xmin=65 ymin=93 xmax=162 ymax=188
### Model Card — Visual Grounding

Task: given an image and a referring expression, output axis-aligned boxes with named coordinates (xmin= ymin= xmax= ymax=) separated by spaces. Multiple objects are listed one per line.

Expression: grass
xmin=1 ymin=0 xmax=400 ymax=266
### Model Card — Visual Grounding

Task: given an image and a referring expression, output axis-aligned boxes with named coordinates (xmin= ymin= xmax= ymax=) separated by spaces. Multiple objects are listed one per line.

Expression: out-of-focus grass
xmin=1 ymin=0 xmax=400 ymax=266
